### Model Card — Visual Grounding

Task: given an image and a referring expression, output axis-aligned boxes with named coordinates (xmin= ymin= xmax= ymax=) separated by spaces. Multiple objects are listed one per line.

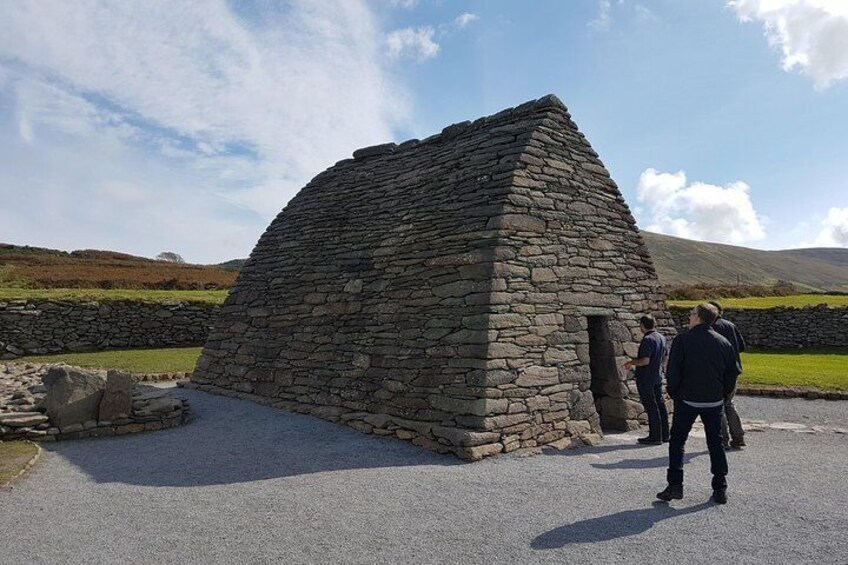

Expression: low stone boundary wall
xmin=3 ymin=300 xmax=843 ymax=360
xmin=669 ymin=305 xmax=848 ymax=348
xmin=0 ymin=299 xmax=218 ymax=359
xmin=737 ymin=384 xmax=848 ymax=401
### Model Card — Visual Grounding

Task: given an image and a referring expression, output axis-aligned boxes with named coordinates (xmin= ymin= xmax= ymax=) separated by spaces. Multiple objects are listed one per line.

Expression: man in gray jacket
xmin=709 ymin=300 xmax=746 ymax=449
xmin=657 ymin=303 xmax=740 ymax=504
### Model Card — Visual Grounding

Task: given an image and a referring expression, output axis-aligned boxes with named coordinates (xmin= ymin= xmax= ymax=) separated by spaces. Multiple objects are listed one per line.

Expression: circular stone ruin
xmin=0 ymin=363 xmax=191 ymax=442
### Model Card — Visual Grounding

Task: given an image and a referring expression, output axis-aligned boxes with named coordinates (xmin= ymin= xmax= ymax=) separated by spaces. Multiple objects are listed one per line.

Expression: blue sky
xmin=1 ymin=0 xmax=846 ymax=263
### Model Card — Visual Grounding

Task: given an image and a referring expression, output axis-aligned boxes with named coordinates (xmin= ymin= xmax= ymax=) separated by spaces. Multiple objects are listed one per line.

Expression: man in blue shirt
xmin=623 ymin=314 xmax=669 ymax=445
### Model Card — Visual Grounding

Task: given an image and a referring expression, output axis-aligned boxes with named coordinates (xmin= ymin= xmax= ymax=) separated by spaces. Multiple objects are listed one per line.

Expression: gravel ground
xmin=2 ymin=390 xmax=846 ymax=565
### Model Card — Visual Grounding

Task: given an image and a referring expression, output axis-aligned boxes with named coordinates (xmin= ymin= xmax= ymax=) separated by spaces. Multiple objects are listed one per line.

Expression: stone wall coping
xmin=737 ymin=385 xmax=847 ymax=401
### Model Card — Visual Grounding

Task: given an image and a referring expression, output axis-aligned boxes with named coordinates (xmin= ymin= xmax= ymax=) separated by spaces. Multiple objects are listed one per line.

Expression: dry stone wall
xmin=669 ymin=305 xmax=848 ymax=348
xmin=0 ymin=299 xmax=216 ymax=359
xmin=191 ymin=94 xmax=674 ymax=460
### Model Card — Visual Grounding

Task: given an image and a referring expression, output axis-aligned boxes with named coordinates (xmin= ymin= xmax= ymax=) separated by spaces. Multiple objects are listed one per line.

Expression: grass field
xmin=0 ymin=288 xmax=228 ymax=304
xmin=739 ymin=348 xmax=848 ymax=390
xmin=20 ymin=347 xmax=203 ymax=373
xmin=0 ymin=441 xmax=39 ymax=486
xmin=668 ymin=294 xmax=848 ymax=309
xmin=16 ymin=346 xmax=848 ymax=391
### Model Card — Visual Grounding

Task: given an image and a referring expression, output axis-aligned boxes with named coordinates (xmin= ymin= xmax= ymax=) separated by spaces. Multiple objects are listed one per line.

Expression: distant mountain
xmin=0 ymin=243 xmax=237 ymax=290
xmin=775 ymin=247 xmax=848 ymax=269
xmin=216 ymin=259 xmax=247 ymax=270
xmin=641 ymin=232 xmax=848 ymax=292
xmin=6 ymin=235 xmax=848 ymax=293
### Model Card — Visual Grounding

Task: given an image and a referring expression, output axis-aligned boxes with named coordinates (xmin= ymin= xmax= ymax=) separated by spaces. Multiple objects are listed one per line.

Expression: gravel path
xmin=2 ymin=390 xmax=846 ymax=565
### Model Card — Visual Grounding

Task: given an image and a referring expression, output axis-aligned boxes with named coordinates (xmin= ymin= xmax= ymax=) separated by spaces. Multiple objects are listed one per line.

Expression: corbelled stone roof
xmin=193 ymin=94 xmax=672 ymax=460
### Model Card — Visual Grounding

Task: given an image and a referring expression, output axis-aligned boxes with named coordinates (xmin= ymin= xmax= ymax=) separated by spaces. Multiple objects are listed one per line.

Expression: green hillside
xmin=641 ymin=232 xmax=848 ymax=292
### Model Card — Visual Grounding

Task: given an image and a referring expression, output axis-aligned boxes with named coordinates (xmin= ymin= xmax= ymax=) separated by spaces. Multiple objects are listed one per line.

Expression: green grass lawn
xmin=20 ymin=347 xmax=203 ymax=374
xmin=668 ymin=294 xmax=848 ymax=309
xmin=16 ymin=346 xmax=848 ymax=391
xmin=740 ymin=348 xmax=848 ymax=390
xmin=0 ymin=288 xmax=228 ymax=304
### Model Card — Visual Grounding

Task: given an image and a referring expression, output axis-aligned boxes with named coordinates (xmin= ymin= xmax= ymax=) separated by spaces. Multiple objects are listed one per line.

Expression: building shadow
xmin=531 ymin=501 xmax=714 ymax=549
xmin=543 ymin=440 xmax=657 ymax=458
xmin=44 ymin=387 xmax=458 ymax=487
xmin=591 ymin=451 xmax=707 ymax=470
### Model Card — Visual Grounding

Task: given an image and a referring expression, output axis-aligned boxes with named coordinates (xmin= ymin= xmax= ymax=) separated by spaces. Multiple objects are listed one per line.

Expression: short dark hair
xmin=692 ymin=303 xmax=719 ymax=325
xmin=639 ymin=314 xmax=656 ymax=329
xmin=708 ymin=300 xmax=723 ymax=314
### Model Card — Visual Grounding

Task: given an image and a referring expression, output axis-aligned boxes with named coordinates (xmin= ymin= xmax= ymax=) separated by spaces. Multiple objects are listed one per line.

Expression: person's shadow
xmin=591 ymin=451 xmax=707 ymax=470
xmin=532 ymin=501 xmax=713 ymax=549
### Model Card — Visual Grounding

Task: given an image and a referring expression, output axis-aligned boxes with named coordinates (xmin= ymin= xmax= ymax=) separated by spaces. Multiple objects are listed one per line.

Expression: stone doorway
xmin=587 ymin=315 xmax=628 ymax=431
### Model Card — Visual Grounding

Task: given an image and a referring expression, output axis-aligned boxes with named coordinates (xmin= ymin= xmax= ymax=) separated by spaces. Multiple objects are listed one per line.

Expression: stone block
xmin=515 ymin=366 xmax=559 ymax=387
xmin=98 ymin=370 xmax=133 ymax=422
xmin=43 ymin=365 xmax=106 ymax=428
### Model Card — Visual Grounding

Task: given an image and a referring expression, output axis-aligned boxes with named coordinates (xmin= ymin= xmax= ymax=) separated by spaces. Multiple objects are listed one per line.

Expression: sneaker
xmin=729 ymin=440 xmax=746 ymax=450
xmin=637 ymin=437 xmax=663 ymax=445
xmin=712 ymin=489 xmax=728 ymax=504
xmin=656 ymin=485 xmax=683 ymax=501
xmin=662 ymin=436 xmax=670 ymax=443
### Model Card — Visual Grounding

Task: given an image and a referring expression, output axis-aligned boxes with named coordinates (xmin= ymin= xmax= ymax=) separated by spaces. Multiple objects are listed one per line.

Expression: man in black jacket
xmin=657 ymin=303 xmax=740 ymax=504
xmin=709 ymin=300 xmax=746 ymax=449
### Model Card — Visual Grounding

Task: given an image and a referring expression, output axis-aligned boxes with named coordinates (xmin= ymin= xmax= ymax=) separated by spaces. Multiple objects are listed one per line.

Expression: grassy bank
xmin=739 ymin=348 xmax=848 ymax=390
xmin=0 ymin=441 xmax=40 ymax=486
xmin=20 ymin=347 xmax=203 ymax=374
xmin=0 ymin=288 xmax=228 ymax=304
xmin=668 ymin=294 xmax=848 ymax=309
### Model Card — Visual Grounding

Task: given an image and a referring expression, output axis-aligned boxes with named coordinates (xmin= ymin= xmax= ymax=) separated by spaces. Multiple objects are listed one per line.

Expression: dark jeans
xmin=636 ymin=380 xmax=669 ymax=440
xmin=667 ymin=401 xmax=728 ymax=490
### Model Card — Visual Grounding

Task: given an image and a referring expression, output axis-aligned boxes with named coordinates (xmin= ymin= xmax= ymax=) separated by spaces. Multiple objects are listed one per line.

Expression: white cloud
xmin=389 ymin=0 xmax=419 ymax=8
xmin=589 ymin=1 xmax=612 ymax=31
xmin=386 ymin=26 xmax=440 ymax=61
xmin=813 ymin=207 xmax=848 ymax=246
xmin=728 ymin=0 xmax=848 ymax=88
xmin=636 ymin=168 xmax=767 ymax=244
xmin=455 ymin=13 xmax=479 ymax=29
xmin=0 ymin=1 xmax=410 ymax=263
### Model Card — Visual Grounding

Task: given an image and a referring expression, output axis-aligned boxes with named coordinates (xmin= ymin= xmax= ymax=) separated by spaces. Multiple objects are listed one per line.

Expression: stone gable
xmin=192 ymin=94 xmax=675 ymax=459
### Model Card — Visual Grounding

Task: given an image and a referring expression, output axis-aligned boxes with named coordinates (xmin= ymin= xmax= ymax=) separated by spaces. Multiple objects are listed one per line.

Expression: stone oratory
xmin=192 ymin=94 xmax=674 ymax=460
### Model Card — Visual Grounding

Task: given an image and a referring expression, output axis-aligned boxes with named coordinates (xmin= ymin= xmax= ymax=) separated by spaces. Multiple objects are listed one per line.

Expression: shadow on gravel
xmin=532 ymin=501 xmax=713 ymax=549
xmin=591 ymin=451 xmax=707 ymax=470
xmin=543 ymin=441 xmax=655 ymax=458
xmin=44 ymin=388 xmax=458 ymax=487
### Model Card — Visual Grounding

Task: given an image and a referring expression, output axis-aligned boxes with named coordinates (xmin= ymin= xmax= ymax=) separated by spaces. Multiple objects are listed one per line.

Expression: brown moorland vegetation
xmin=0 ymin=244 xmax=237 ymax=290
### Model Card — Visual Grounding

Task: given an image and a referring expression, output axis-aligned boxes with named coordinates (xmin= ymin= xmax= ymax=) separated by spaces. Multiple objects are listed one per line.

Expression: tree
xmin=156 ymin=251 xmax=185 ymax=263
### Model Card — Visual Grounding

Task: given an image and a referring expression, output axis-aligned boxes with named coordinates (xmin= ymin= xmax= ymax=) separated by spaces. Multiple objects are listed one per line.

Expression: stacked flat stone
xmin=0 ymin=363 xmax=192 ymax=441
xmin=192 ymin=94 xmax=674 ymax=460
xmin=670 ymin=305 xmax=848 ymax=348
xmin=0 ymin=299 xmax=216 ymax=359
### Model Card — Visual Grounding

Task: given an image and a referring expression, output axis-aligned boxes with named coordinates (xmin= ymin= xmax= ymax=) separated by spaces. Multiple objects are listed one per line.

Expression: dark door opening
xmin=587 ymin=316 xmax=627 ymax=431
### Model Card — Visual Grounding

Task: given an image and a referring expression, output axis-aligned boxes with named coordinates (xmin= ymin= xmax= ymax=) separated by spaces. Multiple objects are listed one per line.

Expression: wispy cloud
xmin=636 ymin=168 xmax=766 ymax=245
xmin=0 ymin=1 xmax=409 ymax=262
xmin=455 ymin=13 xmax=479 ymax=29
xmin=386 ymin=12 xmax=479 ymax=62
xmin=589 ymin=0 xmax=612 ymax=31
xmin=728 ymin=0 xmax=848 ymax=88
xmin=386 ymin=26 xmax=441 ymax=61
